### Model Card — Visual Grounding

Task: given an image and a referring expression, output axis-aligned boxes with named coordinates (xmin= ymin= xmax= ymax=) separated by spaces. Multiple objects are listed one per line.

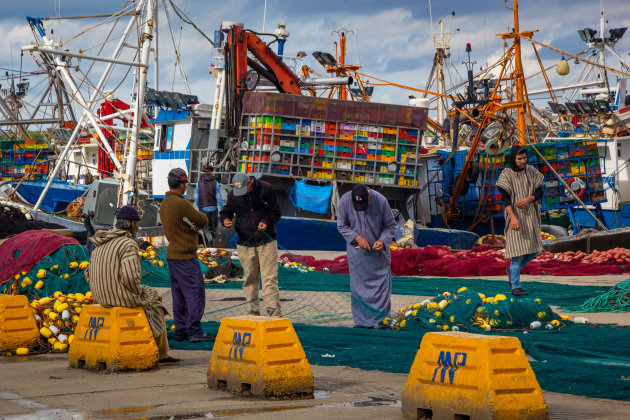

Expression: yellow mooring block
xmin=207 ymin=316 xmax=314 ymax=398
xmin=0 ymin=294 xmax=39 ymax=352
xmin=401 ymin=331 xmax=548 ymax=420
xmin=68 ymin=304 xmax=158 ymax=372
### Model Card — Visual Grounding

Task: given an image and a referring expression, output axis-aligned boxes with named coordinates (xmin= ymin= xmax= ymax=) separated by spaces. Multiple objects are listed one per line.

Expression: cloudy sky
xmin=1 ymin=0 xmax=629 ymax=120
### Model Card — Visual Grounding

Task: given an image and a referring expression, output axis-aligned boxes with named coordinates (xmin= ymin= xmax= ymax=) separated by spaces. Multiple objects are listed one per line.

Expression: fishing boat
xmin=5 ymin=1 xmax=628 ymax=253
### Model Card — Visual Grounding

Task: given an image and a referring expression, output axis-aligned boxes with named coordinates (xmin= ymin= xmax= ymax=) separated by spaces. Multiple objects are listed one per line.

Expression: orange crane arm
xmin=230 ymin=25 xmax=302 ymax=95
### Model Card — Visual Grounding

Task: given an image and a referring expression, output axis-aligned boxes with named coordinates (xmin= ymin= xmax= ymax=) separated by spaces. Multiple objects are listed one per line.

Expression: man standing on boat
xmin=496 ymin=145 xmax=544 ymax=296
xmin=86 ymin=205 xmax=179 ymax=364
xmin=195 ymin=164 xmax=223 ymax=247
xmin=220 ymin=173 xmax=282 ymax=317
xmin=337 ymin=184 xmax=397 ymax=328
xmin=160 ymin=168 xmax=214 ymax=342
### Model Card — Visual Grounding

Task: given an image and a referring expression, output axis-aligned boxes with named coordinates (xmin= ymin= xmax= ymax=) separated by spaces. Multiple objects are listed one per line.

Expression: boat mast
xmin=434 ymin=17 xmax=451 ymax=139
xmin=26 ymin=1 xmax=146 ymax=212
xmin=512 ymin=0 xmax=529 ymax=144
xmin=122 ymin=0 xmax=155 ymax=205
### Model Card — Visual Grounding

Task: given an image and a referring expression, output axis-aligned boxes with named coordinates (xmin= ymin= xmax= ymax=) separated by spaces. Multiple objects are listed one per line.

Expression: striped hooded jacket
xmin=86 ymin=229 xmax=166 ymax=337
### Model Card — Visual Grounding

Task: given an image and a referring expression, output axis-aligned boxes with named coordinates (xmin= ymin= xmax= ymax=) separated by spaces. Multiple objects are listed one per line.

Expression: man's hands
xmin=355 ymin=235 xmax=371 ymax=250
xmin=222 ymin=219 xmax=267 ymax=231
xmin=515 ymin=195 xmax=535 ymax=209
xmin=354 ymin=236 xmax=386 ymax=251
xmin=510 ymin=218 xmax=521 ymax=231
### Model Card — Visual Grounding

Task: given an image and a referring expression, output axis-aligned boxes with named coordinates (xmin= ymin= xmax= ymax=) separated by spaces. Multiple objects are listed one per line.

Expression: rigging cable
xmin=167 ymin=0 xmax=214 ymax=46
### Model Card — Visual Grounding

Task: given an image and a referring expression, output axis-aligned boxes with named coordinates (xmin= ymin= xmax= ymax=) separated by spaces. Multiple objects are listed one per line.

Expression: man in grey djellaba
xmin=337 ymin=184 xmax=397 ymax=328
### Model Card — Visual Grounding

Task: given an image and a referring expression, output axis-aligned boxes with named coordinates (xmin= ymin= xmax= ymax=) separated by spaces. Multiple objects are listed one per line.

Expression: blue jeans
xmin=510 ymin=252 xmax=537 ymax=289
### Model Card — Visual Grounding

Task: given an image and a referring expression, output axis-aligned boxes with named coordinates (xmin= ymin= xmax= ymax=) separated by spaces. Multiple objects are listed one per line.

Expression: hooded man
xmin=195 ymin=164 xmax=223 ymax=246
xmin=337 ymin=184 xmax=397 ymax=328
xmin=220 ymin=173 xmax=282 ymax=317
xmin=86 ymin=205 xmax=179 ymax=364
xmin=496 ymin=145 xmax=544 ymax=296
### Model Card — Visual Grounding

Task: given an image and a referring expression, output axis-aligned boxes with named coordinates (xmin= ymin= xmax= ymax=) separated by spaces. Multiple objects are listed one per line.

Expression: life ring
xmin=564 ymin=176 xmax=586 ymax=198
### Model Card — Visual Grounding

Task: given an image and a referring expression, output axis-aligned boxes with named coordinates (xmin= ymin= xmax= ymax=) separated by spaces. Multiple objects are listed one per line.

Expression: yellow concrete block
xmin=68 ymin=304 xmax=158 ymax=372
xmin=207 ymin=316 xmax=314 ymax=398
xmin=0 ymin=294 xmax=39 ymax=352
xmin=401 ymin=332 xmax=548 ymax=420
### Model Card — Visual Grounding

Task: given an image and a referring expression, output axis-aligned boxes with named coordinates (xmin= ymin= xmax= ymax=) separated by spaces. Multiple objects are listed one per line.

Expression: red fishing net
xmin=0 ymin=230 xmax=79 ymax=284
xmin=282 ymin=245 xmax=629 ymax=277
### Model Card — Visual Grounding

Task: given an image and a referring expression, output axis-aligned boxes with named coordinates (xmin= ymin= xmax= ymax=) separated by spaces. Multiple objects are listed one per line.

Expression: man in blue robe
xmin=337 ymin=185 xmax=397 ymax=328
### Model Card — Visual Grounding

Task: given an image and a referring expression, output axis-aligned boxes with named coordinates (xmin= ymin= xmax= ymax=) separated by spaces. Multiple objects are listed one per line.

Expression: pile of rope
xmin=65 ymin=196 xmax=85 ymax=220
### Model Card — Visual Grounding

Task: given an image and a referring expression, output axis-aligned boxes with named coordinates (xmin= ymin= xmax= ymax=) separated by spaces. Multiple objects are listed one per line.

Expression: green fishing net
xmin=0 ymin=244 xmax=91 ymax=298
xmin=569 ymin=278 xmax=630 ymax=312
xmin=382 ymin=288 xmax=563 ymax=332
xmin=167 ymin=320 xmax=630 ymax=401
xmin=140 ymin=246 xmax=233 ymax=283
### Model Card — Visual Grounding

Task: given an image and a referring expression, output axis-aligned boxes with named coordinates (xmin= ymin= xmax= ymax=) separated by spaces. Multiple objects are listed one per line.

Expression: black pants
xmin=203 ymin=209 xmax=218 ymax=246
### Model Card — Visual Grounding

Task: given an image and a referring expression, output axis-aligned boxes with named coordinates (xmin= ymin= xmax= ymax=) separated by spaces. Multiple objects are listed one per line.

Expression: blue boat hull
xmin=276 ymin=217 xmax=346 ymax=251
xmin=415 ymin=227 xmax=480 ymax=250
xmin=273 ymin=218 xmax=479 ymax=251
xmin=15 ymin=180 xmax=88 ymax=213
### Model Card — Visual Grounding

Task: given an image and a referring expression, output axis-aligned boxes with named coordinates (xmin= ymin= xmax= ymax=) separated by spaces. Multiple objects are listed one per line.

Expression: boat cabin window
xmin=158 ymin=124 xmax=174 ymax=152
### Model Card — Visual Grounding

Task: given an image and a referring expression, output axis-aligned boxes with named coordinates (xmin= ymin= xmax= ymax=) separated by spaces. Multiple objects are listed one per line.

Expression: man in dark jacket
xmin=195 ymin=164 xmax=222 ymax=246
xmin=220 ymin=173 xmax=282 ymax=316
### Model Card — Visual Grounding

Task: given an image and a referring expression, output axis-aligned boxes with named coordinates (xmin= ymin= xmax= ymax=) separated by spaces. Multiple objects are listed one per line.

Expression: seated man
xmin=85 ymin=205 xmax=179 ymax=364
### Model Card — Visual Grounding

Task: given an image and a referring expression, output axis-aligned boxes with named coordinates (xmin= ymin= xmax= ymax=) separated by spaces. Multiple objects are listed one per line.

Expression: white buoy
xmin=48 ymin=325 xmax=60 ymax=336
xmin=574 ymin=317 xmax=589 ymax=324
xmin=57 ymin=334 xmax=68 ymax=343
xmin=530 ymin=321 xmax=542 ymax=329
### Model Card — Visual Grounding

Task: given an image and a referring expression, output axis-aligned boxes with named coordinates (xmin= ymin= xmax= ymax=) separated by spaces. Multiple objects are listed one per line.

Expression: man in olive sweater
xmin=160 ymin=168 xmax=213 ymax=342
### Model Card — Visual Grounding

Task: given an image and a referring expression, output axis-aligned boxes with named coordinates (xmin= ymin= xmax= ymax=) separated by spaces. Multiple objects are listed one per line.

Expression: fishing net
xmin=139 ymin=246 xmax=236 ymax=285
xmin=569 ymin=278 xmax=630 ymax=312
xmin=0 ymin=234 xmax=93 ymax=355
xmin=0 ymin=243 xmax=91 ymax=298
xmin=282 ymin=246 xmax=630 ymax=277
xmin=166 ymin=319 xmax=630 ymax=401
xmin=380 ymin=288 xmax=564 ymax=333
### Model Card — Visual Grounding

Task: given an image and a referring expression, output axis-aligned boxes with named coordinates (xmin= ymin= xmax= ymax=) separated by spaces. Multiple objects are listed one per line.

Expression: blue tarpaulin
xmin=287 ymin=180 xmax=333 ymax=214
